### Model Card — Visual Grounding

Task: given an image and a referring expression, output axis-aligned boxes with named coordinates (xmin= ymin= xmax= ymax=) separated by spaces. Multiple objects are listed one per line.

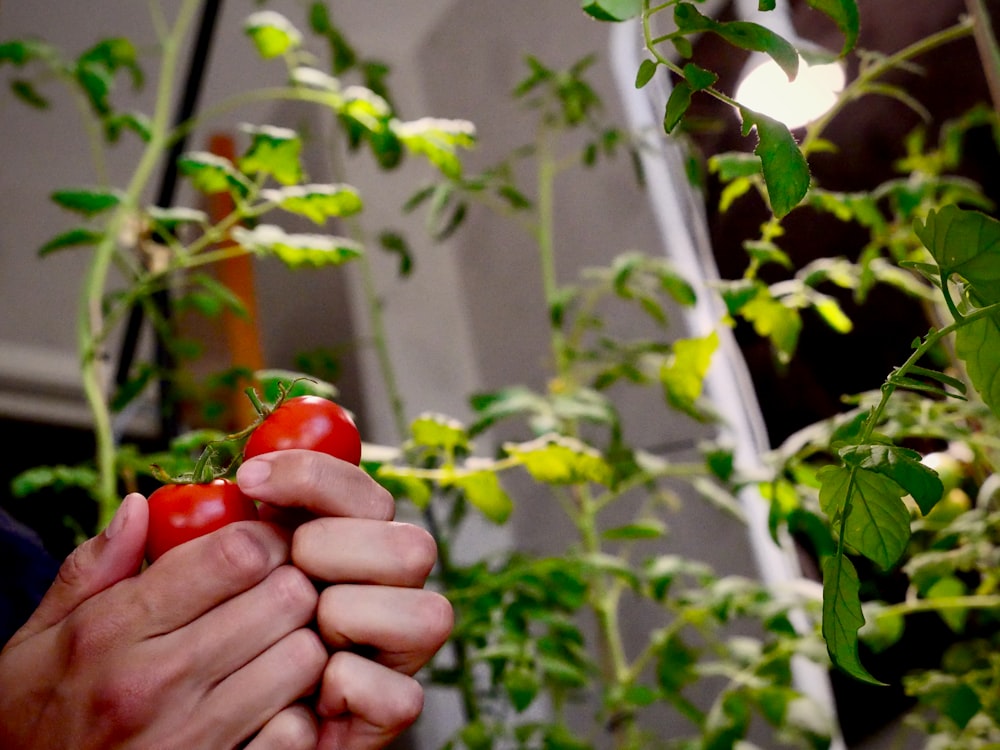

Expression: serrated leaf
xmin=683 ymin=62 xmax=717 ymax=91
xmin=244 ymin=10 xmax=303 ymax=59
xmin=805 ymin=0 xmax=860 ymax=55
xmin=11 ymin=464 xmax=100 ymax=497
xmin=232 ymin=224 xmax=362 ymax=268
xmin=410 ymin=412 xmax=469 ymax=453
xmin=178 ymin=151 xmax=252 ymax=197
xmin=741 ymin=108 xmax=810 ymax=217
xmin=954 ymin=309 xmax=1000 ymax=417
xmin=818 ymin=465 xmax=910 ymax=570
xmin=503 ymin=665 xmax=539 ymax=712
xmin=840 ymin=444 xmax=943 ymax=515
xmin=504 ymin=434 xmax=613 ymax=486
xmin=822 ymin=555 xmax=884 ymax=684
xmin=239 ymin=124 xmax=303 ymax=186
xmin=50 ymin=188 xmax=121 ymax=217
xmin=674 ymin=3 xmax=797 ymax=79
xmin=392 ymin=117 xmax=476 ymax=180
xmin=261 ymin=183 xmax=363 ymax=224
xmin=915 ymin=205 xmax=1000 ymax=304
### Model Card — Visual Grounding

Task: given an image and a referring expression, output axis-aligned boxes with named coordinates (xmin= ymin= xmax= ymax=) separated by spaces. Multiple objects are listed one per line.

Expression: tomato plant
xmin=146 ymin=479 xmax=259 ymax=562
xmin=243 ymin=395 xmax=362 ymax=466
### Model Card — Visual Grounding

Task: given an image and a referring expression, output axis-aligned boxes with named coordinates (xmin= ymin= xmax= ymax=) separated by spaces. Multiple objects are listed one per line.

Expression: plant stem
xmin=966 ymin=0 xmax=1000 ymax=116
xmin=81 ymin=0 xmax=202 ymax=528
xmin=801 ymin=19 xmax=974 ymax=155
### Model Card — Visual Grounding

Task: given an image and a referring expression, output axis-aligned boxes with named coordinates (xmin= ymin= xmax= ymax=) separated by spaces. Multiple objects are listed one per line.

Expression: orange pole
xmin=206 ymin=133 xmax=265 ymax=429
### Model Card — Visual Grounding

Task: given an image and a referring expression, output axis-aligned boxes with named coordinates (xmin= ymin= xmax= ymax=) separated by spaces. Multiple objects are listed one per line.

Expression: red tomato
xmin=145 ymin=479 xmax=259 ymax=562
xmin=243 ymin=395 xmax=362 ymax=465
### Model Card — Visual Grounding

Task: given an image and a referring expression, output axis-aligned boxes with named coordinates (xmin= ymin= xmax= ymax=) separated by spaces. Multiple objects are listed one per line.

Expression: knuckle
xmin=213 ymin=523 xmax=280 ymax=581
xmin=284 ymin=628 xmax=328 ymax=681
xmin=268 ymin=565 xmax=319 ymax=622
xmin=88 ymin=658 xmax=182 ymax=734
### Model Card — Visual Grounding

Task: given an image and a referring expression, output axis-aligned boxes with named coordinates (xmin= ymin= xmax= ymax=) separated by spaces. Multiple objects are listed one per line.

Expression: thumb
xmin=7 ymin=493 xmax=149 ymax=645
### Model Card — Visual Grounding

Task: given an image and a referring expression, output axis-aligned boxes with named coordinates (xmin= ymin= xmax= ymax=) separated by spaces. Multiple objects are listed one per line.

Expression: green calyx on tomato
xmin=144 ymin=382 xmax=361 ymax=563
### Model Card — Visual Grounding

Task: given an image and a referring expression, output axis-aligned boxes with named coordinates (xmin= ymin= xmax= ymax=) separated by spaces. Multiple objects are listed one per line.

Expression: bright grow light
xmin=735 ymin=55 xmax=846 ymax=130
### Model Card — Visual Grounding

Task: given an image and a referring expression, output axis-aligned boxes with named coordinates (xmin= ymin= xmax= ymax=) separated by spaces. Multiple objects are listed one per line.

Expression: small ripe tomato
xmin=243 ymin=395 xmax=362 ymax=465
xmin=146 ymin=479 xmax=259 ymax=562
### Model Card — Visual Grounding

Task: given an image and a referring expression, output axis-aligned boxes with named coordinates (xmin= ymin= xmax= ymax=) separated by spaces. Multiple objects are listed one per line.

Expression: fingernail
xmin=104 ymin=494 xmax=133 ymax=540
xmin=237 ymin=457 xmax=272 ymax=490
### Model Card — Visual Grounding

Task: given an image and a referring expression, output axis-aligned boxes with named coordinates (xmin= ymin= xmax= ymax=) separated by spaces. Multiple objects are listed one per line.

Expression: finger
xmin=237 ymin=450 xmax=394 ymax=521
xmin=125 ymin=521 xmax=289 ymax=635
xmin=316 ymin=651 xmax=425 ymax=750
xmin=293 ymin=518 xmax=437 ymax=587
xmin=317 ymin=586 xmax=453 ymax=676
xmin=207 ymin=628 xmax=327 ymax=747
xmin=242 ymin=704 xmax=318 ymax=750
xmin=176 ymin=565 xmax=319 ymax=683
xmin=8 ymin=493 xmax=148 ymax=647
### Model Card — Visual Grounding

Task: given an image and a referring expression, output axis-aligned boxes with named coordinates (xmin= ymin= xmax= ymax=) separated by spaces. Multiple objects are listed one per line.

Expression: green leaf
xmin=739 ymin=287 xmax=802 ymax=364
xmin=11 ymin=79 xmax=48 ymax=108
xmin=683 ymin=62 xmax=718 ymax=91
xmin=50 ymin=188 xmax=121 ymax=217
xmin=741 ymin=108 xmax=810 ymax=217
xmin=504 ymin=434 xmax=613 ymax=486
xmin=262 ymin=184 xmax=363 ymax=224
xmin=410 ymin=412 xmax=470 ymax=453
xmin=602 ymin=520 xmax=667 ymax=540
xmin=503 ymin=665 xmax=539 ymax=712
xmin=717 ymin=22 xmax=798 ymax=80
xmin=674 ymin=3 xmax=797 ymax=78
xmin=839 ymin=443 xmax=944 ymax=515
xmin=805 ymin=0 xmax=860 ymax=55
xmin=580 ymin=0 xmax=642 ymax=21
xmin=812 ymin=292 xmax=853 ymax=333
xmin=244 ymin=10 xmax=303 ymax=59
xmin=821 ymin=555 xmax=885 ymax=684
xmin=926 ymin=575 xmax=968 ymax=633
xmin=660 ymin=331 xmax=718 ymax=417
xmin=38 ymin=227 xmax=104 ymax=256
xmin=239 ymin=124 xmax=303 ymax=186
xmin=915 ymin=205 xmax=1000 ymax=304
xmin=448 ymin=469 xmax=513 ymax=524
xmin=11 ymin=464 xmax=99 ymax=497
xmin=178 ymin=151 xmax=252 ymax=197
xmin=818 ymin=465 xmax=910 ymax=570
xmin=391 ymin=117 xmax=477 ymax=180
xmin=663 ymin=81 xmax=692 ymax=135
xmin=231 ymin=224 xmax=362 ymax=268
xmin=955 ymin=310 xmax=1000 ymax=418
xmin=635 ymin=58 xmax=657 ymax=89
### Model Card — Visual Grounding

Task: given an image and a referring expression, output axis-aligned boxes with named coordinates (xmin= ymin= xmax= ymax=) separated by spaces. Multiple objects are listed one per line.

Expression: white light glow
xmin=735 ymin=56 xmax=846 ymax=130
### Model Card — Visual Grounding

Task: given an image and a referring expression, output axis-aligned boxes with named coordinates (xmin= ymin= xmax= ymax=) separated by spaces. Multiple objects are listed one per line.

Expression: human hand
xmin=0 ymin=493 xmax=326 ymax=750
xmin=237 ymin=449 xmax=454 ymax=750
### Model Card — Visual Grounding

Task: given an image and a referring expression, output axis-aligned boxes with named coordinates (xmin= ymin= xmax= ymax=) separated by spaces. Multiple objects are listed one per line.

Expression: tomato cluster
xmin=145 ymin=395 xmax=361 ymax=563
